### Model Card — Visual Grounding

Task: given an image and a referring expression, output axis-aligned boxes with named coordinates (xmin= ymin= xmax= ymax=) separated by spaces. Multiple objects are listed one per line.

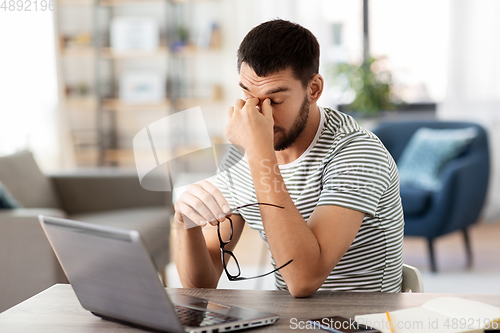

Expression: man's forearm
xmin=246 ymin=149 xmax=326 ymax=296
xmin=174 ymin=221 xmax=220 ymax=288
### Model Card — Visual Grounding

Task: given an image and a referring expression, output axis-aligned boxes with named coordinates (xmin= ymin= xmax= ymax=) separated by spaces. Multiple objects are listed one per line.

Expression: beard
xmin=273 ymin=95 xmax=310 ymax=151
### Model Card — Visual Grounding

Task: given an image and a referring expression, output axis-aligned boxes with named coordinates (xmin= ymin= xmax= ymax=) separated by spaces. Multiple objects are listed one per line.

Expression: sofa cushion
xmin=0 ymin=151 xmax=62 ymax=209
xmin=69 ymin=207 xmax=171 ymax=269
xmin=400 ymin=186 xmax=433 ymax=216
xmin=0 ymin=182 xmax=22 ymax=209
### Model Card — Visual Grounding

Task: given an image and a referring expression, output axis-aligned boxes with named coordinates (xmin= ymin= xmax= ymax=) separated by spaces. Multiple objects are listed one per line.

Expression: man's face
xmin=239 ymin=63 xmax=310 ymax=151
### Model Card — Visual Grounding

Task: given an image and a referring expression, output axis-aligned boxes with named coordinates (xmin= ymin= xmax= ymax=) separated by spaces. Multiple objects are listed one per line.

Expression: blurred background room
xmin=1 ymin=0 xmax=500 ymax=312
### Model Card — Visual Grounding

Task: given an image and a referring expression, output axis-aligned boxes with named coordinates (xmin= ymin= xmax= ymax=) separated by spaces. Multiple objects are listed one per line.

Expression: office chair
xmin=402 ymin=264 xmax=424 ymax=292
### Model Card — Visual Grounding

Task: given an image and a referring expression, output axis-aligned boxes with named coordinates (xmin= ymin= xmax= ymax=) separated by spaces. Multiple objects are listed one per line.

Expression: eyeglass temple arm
xmin=228 ymin=203 xmax=284 ymax=214
xmin=230 ymin=259 xmax=293 ymax=281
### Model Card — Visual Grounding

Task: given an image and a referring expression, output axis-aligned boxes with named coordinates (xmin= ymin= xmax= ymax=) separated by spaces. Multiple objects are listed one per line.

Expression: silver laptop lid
xmin=39 ymin=215 xmax=184 ymax=333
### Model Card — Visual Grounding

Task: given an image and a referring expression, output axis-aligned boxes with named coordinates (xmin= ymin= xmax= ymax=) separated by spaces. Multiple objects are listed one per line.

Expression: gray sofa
xmin=0 ymin=151 xmax=172 ymax=313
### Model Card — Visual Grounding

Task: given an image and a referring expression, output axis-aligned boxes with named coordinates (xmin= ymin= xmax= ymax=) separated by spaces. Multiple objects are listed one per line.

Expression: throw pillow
xmin=0 ymin=182 xmax=22 ymax=209
xmin=397 ymin=127 xmax=478 ymax=190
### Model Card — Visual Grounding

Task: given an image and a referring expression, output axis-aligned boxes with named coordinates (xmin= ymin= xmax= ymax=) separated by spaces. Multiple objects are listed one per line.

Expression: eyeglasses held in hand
xmin=217 ymin=202 xmax=293 ymax=281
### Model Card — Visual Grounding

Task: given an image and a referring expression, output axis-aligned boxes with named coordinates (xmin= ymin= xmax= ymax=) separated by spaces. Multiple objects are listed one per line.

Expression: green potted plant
xmin=330 ymin=57 xmax=402 ymax=116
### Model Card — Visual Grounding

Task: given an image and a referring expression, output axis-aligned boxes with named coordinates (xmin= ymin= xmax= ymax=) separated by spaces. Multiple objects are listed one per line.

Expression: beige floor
xmin=403 ymin=221 xmax=500 ymax=273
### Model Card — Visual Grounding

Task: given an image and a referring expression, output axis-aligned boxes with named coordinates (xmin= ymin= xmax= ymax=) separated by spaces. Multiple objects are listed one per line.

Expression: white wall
xmin=0 ymin=10 xmax=61 ymax=171
xmin=438 ymin=0 xmax=500 ymax=222
xmin=370 ymin=0 xmax=451 ymax=103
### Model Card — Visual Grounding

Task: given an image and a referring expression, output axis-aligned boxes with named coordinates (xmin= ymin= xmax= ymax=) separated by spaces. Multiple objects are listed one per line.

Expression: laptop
xmin=39 ymin=215 xmax=279 ymax=333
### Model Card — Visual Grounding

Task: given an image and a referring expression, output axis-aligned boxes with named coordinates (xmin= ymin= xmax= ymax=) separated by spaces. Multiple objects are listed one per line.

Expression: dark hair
xmin=237 ymin=19 xmax=320 ymax=88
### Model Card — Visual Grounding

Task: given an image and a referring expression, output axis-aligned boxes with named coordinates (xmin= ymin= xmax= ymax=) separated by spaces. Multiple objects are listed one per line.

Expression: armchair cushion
xmin=397 ymin=127 xmax=477 ymax=190
xmin=400 ymin=185 xmax=432 ymax=216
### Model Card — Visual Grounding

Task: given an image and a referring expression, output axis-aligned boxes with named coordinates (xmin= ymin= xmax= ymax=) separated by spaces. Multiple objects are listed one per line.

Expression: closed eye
xmin=271 ymin=100 xmax=283 ymax=105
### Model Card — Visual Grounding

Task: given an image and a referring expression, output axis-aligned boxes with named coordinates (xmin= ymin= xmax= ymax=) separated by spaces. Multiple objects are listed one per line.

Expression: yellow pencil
xmin=386 ymin=311 xmax=395 ymax=333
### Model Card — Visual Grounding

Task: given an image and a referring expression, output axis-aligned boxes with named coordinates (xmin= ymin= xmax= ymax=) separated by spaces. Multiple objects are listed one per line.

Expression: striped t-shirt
xmin=215 ymin=107 xmax=404 ymax=292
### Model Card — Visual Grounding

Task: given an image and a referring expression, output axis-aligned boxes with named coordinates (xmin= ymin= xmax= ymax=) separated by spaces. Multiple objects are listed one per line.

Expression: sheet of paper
xmin=422 ymin=297 xmax=500 ymax=328
xmin=356 ymin=307 xmax=456 ymax=333
xmin=390 ymin=306 xmax=460 ymax=333
xmin=355 ymin=297 xmax=497 ymax=333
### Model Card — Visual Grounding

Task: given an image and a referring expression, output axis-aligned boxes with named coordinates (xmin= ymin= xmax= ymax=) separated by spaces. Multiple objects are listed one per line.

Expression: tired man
xmin=174 ymin=19 xmax=404 ymax=297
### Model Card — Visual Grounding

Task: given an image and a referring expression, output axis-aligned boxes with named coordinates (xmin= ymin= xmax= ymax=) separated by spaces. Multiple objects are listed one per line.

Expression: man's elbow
xmin=284 ymin=268 xmax=329 ymax=297
xmin=287 ymin=282 xmax=320 ymax=298
xmin=180 ymin=276 xmax=218 ymax=289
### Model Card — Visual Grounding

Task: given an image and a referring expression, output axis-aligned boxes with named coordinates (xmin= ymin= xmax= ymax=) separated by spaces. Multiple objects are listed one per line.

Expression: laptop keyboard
xmin=174 ymin=305 xmax=239 ymax=327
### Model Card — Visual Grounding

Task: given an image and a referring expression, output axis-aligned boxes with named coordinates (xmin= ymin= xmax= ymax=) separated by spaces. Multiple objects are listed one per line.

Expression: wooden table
xmin=1 ymin=284 xmax=499 ymax=332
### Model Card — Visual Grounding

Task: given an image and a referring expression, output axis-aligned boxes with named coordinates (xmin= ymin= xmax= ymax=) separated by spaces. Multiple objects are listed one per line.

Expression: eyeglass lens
xmin=224 ymin=251 xmax=241 ymax=277
xmin=217 ymin=217 xmax=233 ymax=245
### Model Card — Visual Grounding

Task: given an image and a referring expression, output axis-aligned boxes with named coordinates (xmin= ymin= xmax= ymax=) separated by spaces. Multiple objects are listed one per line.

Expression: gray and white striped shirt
xmin=215 ymin=107 xmax=404 ymax=292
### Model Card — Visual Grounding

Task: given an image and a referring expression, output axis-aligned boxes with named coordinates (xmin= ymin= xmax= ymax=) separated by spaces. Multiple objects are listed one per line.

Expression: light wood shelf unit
xmin=102 ymin=98 xmax=172 ymax=112
xmin=56 ymin=0 xmax=224 ymax=167
xmin=58 ymin=0 xmax=94 ymax=6
xmin=60 ymin=46 xmax=170 ymax=59
xmin=101 ymin=46 xmax=170 ymax=59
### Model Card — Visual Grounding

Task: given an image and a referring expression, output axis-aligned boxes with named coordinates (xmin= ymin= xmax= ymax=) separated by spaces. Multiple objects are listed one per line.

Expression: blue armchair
xmin=372 ymin=121 xmax=490 ymax=272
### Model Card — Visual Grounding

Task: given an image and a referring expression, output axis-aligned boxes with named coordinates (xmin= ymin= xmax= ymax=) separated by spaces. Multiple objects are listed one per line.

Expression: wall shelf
xmin=102 ymin=98 xmax=172 ymax=112
xmin=101 ymin=47 xmax=170 ymax=59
